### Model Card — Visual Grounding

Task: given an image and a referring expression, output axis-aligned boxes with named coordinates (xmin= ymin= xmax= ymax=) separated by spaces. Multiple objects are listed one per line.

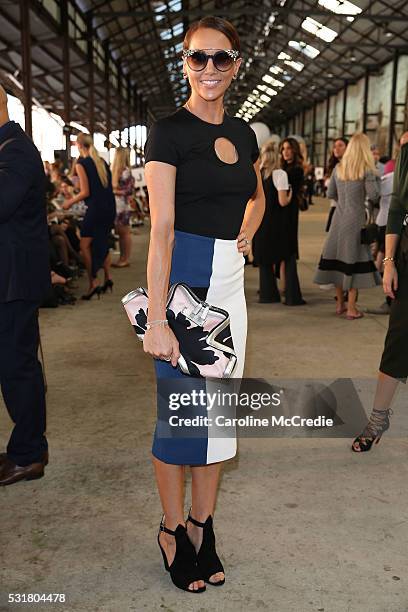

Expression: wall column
xmin=342 ymin=81 xmax=348 ymax=136
xmin=388 ymin=50 xmax=399 ymax=158
xmin=20 ymin=0 xmax=33 ymax=137
xmin=104 ymin=42 xmax=111 ymax=154
xmin=87 ymin=15 xmax=95 ymax=137
xmin=324 ymin=94 xmax=330 ymax=169
xmin=362 ymin=68 xmax=370 ymax=133
xmin=117 ymin=61 xmax=122 ymax=145
xmin=127 ymin=76 xmax=131 ymax=148
xmin=311 ymin=103 xmax=316 ymax=164
xmin=61 ymin=0 xmax=71 ymax=159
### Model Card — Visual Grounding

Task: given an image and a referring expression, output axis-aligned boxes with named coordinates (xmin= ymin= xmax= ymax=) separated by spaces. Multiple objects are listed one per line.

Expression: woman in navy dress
xmin=142 ymin=17 xmax=265 ymax=593
xmin=63 ymin=133 xmax=116 ymax=299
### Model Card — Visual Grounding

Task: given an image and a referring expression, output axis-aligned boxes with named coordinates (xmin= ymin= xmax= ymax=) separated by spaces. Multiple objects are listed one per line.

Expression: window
xmin=262 ymin=74 xmax=284 ymax=87
xmin=301 ymin=17 xmax=338 ymax=42
xmin=284 ymin=59 xmax=304 ymax=72
xmin=288 ymin=40 xmax=320 ymax=59
xmin=318 ymin=0 xmax=361 ymax=22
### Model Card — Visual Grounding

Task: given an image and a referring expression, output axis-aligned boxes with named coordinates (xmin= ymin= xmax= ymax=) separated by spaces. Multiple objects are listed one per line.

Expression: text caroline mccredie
xmin=168 ymin=415 xmax=334 ymax=427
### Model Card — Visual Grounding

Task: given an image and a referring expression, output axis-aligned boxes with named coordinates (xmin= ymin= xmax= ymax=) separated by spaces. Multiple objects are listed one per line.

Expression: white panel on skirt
xmin=204 ymin=238 xmax=247 ymax=464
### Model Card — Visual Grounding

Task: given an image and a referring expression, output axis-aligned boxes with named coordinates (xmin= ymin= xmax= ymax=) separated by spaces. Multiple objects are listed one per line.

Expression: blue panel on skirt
xmin=170 ymin=230 xmax=215 ymax=287
xmin=153 ymin=229 xmax=217 ymax=464
xmin=153 ymin=360 xmax=209 ymax=464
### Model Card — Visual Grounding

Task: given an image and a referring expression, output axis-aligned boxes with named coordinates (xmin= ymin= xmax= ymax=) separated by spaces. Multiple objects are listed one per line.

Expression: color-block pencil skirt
xmin=379 ymin=225 xmax=408 ymax=383
xmin=152 ymin=229 xmax=247 ymax=465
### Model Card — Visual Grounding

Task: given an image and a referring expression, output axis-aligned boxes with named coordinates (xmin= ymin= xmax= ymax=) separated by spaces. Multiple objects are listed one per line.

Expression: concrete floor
xmin=1 ymin=198 xmax=408 ymax=612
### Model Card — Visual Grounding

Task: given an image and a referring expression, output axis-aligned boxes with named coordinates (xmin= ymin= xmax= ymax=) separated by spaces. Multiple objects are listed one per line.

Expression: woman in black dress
xmin=352 ymin=139 xmax=408 ymax=452
xmin=63 ymin=133 xmax=116 ymax=299
xmin=141 ymin=17 xmax=265 ymax=593
xmin=253 ymin=140 xmax=292 ymax=302
xmin=279 ymin=138 xmax=306 ymax=305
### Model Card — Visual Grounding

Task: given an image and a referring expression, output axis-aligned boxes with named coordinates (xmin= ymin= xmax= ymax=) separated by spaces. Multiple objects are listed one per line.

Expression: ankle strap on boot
xmin=187 ymin=507 xmax=209 ymax=528
xmin=159 ymin=515 xmax=179 ymax=536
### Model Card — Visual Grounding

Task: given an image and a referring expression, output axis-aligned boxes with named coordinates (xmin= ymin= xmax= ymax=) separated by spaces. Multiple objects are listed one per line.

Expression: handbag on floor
xmin=122 ymin=283 xmax=237 ymax=378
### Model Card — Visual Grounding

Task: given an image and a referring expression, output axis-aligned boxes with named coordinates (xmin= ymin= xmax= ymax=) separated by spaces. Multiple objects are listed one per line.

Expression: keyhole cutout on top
xmin=214 ymin=137 xmax=239 ymax=165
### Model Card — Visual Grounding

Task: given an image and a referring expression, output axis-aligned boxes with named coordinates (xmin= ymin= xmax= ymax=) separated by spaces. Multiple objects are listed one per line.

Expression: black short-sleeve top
xmin=144 ymin=106 xmax=259 ymax=239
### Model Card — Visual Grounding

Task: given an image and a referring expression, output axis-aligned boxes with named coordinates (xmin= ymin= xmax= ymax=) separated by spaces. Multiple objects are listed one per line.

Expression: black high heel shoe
xmin=157 ymin=515 xmax=206 ymax=593
xmin=101 ymin=279 xmax=114 ymax=294
xmin=81 ymin=286 xmax=101 ymax=301
xmin=186 ymin=508 xmax=225 ymax=586
xmin=351 ymin=408 xmax=393 ymax=452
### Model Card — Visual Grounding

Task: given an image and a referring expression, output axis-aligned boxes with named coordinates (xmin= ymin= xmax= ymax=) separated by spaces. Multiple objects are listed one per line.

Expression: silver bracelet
xmin=146 ymin=319 xmax=168 ymax=330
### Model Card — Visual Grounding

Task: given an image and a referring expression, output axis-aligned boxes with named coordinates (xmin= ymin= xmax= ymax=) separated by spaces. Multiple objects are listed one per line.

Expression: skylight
xmin=284 ymin=59 xmax=304 ymax=72
xmin=318 ymin=0 xmax=361 ymax=18
xmin=301 ymin=17 xmax=338 ymax=42
xmin=159 ymin=21 xmax=183 ymax=40
xmin=278 ymin=51 xmax=291 ymax=60
xmin=269 ymin=65 xmax=284 ymax=74
xmin=154 ymin=0 xmax=182 ymax=12
xmin=258 ymin=84 xmax=277 ymax=96
xmin=288 ymin=40 xmax=320 ymax=59
xmin=262 ymin=74 xmax=284 ymax=87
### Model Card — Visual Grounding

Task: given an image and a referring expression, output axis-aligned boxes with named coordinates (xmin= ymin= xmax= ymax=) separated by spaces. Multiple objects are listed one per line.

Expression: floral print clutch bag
xmin=121 ymin=282 xmax=237 ymax=378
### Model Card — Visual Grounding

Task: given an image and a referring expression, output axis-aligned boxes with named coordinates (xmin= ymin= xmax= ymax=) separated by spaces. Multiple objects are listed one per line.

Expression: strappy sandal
xmin=351 ymin=408 xmax=393 ymax=452
xmin=157 ymin=515 xmax=206 ymax=593
xmin=186 ymin=507 xmax=225 ymax=586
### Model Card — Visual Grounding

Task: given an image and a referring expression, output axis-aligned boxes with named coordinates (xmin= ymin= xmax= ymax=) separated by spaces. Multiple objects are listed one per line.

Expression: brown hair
xmin=183 ymin=16 xmax=241 ymax=53
xmin=280 ymin=138 xmax=304 ymax=170
xmin=327 ymin=137 xmax=349 ymax=177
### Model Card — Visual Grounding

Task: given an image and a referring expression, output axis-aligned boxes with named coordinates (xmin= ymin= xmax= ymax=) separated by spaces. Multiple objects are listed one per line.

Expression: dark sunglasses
xmin=182 ymin=48 xmax=240 ymax=72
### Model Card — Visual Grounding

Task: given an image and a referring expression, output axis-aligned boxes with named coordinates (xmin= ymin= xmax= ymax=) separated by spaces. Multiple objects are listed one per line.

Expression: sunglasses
xmin=182 ymin=48 xmax=240 ymax=72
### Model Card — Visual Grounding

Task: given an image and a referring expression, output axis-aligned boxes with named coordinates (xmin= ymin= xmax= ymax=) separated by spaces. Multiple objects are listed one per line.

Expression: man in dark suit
xmin=0 ymin=84 xmax=51 ymax=485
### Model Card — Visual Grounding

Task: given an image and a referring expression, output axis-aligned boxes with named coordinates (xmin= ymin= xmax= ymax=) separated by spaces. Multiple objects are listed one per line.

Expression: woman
xmin=314 ymin=133 xmax=381 ymax=318
xmin=325 ymin=137 xmax=348 ymax=232
xmin=253 ymin=140 xmax=291 ymax=302
xmin=63 ymin=133 xmax=116 ymax=299
xmin=352 ymin=139 xmax=408 ymax=451
xmin=143 ymin=17 xmax=265 ymax=593
xmin=279 ymin=137 xmax=306 ymax=305
xmin=111 ymin=147 xmax=134 ymax=268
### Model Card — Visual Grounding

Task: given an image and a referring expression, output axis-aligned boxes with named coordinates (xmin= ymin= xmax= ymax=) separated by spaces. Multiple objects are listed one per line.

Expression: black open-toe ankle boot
xmin=186 ymin=508 xmax=225 ymax=586
xmin=157 ymin=515 xmax=206 ymax=593
xmin=351 ymin=407 xmax=394 ymax=452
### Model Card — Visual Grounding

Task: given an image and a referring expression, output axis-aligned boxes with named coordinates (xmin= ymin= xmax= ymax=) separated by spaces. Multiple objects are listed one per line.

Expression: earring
xmin=233 ymin=74 xmax=237 ymax=80
xmin=183 ymin=73 xmax=187 ymax=79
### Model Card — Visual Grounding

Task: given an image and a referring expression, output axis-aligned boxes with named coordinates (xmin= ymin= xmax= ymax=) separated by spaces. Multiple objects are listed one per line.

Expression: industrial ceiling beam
xmin=93 ymin=9 xmax=408 ymax=22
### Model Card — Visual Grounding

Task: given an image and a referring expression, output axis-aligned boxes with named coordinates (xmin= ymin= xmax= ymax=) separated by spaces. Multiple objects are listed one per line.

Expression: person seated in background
xmin=50 ymin=160 xmax=63 ymax=187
